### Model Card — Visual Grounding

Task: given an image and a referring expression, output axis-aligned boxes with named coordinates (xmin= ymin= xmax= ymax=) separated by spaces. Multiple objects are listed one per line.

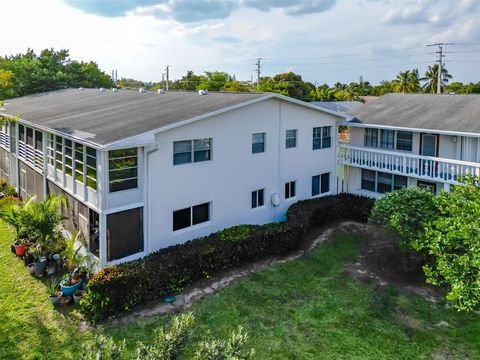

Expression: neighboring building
xmin=338 ymin=93 xmax=480 ymax=197
xmin=0 ymin=89 xmax=342 ymax=266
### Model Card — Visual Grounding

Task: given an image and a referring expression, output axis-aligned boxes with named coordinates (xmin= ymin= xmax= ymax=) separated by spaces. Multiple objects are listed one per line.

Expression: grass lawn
xmin=1 ymin=220 xmax=479 ymax=359
xmin=0 ymin=222 xmax=89 ymax=360
xmin=107 ymin=234 xmax=480 ymax=359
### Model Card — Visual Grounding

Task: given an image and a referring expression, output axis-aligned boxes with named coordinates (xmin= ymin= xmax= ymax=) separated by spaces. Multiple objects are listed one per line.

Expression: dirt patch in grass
xmin=345 ymin=225 xmax=444 ymax=303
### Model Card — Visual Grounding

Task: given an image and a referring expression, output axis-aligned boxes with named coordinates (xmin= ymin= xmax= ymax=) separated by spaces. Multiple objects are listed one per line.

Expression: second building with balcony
xmin=337 ymin=93 xmax=480 ymax=197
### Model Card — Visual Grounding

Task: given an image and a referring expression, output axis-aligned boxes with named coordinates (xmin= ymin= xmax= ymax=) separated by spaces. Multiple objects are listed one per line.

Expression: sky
xmin=3 ymin=0 xmax=480 ymax=85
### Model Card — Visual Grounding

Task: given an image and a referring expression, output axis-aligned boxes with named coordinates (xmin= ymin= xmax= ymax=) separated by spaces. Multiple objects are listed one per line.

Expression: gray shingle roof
xmin=311 ymin=101 xmax=362 ymax=114
xmin=1 ymin=88 xmax=268 ymax=146
xmin=348 ymin=93 xmax=480 ymax=134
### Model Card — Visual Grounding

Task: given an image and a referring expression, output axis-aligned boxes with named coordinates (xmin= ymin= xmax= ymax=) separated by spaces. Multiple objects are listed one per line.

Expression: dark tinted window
xmin=173 ymin=207 xmax=191 ymax=231
xmin=321 ymin=173 xmax=330 ymax=193
xmin=192 ymin=203 xmax=209 ymax=225
xmin=312 ymin=175 xmax=320 ymax=196
xmin=107 ymin=207 xmax=143 ymax=261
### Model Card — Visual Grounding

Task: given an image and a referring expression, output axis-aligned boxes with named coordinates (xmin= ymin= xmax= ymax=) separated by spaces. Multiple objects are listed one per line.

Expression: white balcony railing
xmin=0 ymin=131 xmax=10 ymax=151
xmin=18 ymin=141 xmax=43 ymax=172
xmin=338 ymin=144 xmax=480 ymax=184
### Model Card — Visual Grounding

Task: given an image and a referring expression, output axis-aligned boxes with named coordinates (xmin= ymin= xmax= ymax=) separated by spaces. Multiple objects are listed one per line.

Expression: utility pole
xmin=427 ymin=42 xmax=453 ymax=94
xmin=115 ymin=69 xmax=118 ymax=83
xmin=255 ymin=58 xmax=262 ymax=88
xmin=164 ymin=65 xmax=170 ymax=91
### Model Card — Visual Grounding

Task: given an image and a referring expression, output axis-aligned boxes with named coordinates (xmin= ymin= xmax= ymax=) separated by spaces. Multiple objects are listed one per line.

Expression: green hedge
xmin=80 ymin=194 xmax=374 ymax=322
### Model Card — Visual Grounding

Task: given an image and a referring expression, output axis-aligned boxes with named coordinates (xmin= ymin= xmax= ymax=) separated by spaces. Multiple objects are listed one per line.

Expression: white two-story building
xmin=337 ymin=94 xmax=480 ymax=197
xmin=0 ymin=89 xmax=342 ymax=267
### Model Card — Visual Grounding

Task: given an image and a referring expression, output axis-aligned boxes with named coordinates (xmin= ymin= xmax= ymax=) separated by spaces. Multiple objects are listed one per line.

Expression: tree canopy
xmin=370 ymin=177 xmax=480 ymax=312
xmin=0 ymin=48 xmax=113 ymax=100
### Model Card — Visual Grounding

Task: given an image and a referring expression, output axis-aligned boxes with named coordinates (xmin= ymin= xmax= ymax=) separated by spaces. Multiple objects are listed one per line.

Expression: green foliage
xmin=417 ymin=176 xmax=480 ymax=311
xmin=421 ymin=64 xmax=453 ymax=94
xmin=197 ymin=71 xmax=232 ymax=91
xmin=257 ymin=72 xmax=314 ymax=100
xmin=370 ymin=187 xmax=437 ymax=248
xmin=194 ymin=326 xmax=255 ymax=360
xmin=218 ymin=225 xmax=261 ymax=242
xmin=371 ymin=177 xmax=480 ymax=311
xmin=0 ymin=48 xmax=113 ymax=100
xmin=61 ymin=231 xmax=91 ymax=273
xmin=80 ymin=194 xmax=374 ymax=322
xmin=80 ymin=334 xmax=128 ymax=360
xmin=391 ymin=69 xmax=421 ymax=93
xmin=135 ymin=313 xmax=194 ymax=359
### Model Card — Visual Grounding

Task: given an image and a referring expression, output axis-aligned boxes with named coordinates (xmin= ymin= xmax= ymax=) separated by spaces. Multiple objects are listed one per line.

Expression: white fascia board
xmin=102 ymin=93 xmax=347 ymax=149
xmin=340 ymin=120 xmax=480 ymax=138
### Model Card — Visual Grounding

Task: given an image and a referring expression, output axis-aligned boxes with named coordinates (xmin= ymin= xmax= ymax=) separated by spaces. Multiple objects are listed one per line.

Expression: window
xmin=380 ymin=129 xmax=395 ymax=149
xmin=34 ymin=131 xmax=42 ymax=151
xmin=251 ymin=189 xmax=264 ymax=208
xmin=109 ymin=147 xmax=138 ymax=192
xmin=86 ymin=147 xmax=97 ymax=190
xmin=322 ymin=126 xmax=331 ymax=148
xmin=377 ymin=171 xmax=393 ymax=194
xmin=313 ymin=126 xmax=331 ymax=150
xmin=47 ymin=134 xmax=54 ymax=166
xmin=321 ymin=173 xmax=330 ymax=193
xmin=312 ymin=172 xmax=330 ymax=196
xmin=361 ymin=169 xmax=376 ymax=192
xmin=285 ymin=181 xmax=296 ymax=199
xmin=286 ymin=129 xmax=297 ymax=149
xmin=26 ymin=127 xmax=33 ymax=147
xmin=10 ymin=123 xmax=16 ymax=154
xmin=361 ymin=169 xmax=407 ymax=193
xmin=19 ymin=125 xmax=25 ymax=142
xmin=364 ymin=128 xmax=379 ymax=147
xmin=64 ymin=139 xmax=73 ymax=176
xmin=313 ymin=127 xmax=321 ymax=150
xmin=107 ymin=207 xmax=143 ymax=261
xmin=74 ymin=143 xmax=84 ymax=183
xmin=173 ymin=138 xmax=212 ymax=165
xmin=173 ymin=202 xmax=210 ymax=231
xmin=252 ymin=133 xmax=265 ymax=154
xmin=55 ymin=136 xmax=63 ymax=171
xmin=394 ymin=175 xmax=408 ymax=190
xmin=397 ymin=131 xmax=413 ymax=151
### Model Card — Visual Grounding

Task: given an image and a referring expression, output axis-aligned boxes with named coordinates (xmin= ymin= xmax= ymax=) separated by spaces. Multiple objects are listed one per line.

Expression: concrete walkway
xmin=100 ymin=221 xmax=367 ymax=328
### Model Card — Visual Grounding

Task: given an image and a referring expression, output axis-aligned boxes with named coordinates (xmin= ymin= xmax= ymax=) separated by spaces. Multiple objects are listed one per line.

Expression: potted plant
xmin=73 ymin=289 xmax=85 ymax=305
xmin=13 ymin=238 xmax=28 ymax=257
xmin=27 ymin=263 xmax=35 ymax=275
xmin=30 ymin=245 xmax=47 ymax=277
xmin=46 ymin=278 xmax=62 ymax=305
xmin=59 ymin=296 xmax=71 ymax=307
xmin=59 ymin=272 xmax=83 ymax=297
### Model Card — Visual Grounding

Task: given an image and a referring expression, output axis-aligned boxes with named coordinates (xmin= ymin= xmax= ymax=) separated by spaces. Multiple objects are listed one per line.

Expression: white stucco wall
xmin=143 ymin=98 xmax=339 ymax=252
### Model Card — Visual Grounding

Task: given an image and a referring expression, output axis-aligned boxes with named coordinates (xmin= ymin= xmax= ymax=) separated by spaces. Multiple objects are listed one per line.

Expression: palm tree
xmin=392 ymin=69 xmax=420 ymax=93
xmin=421 ymin=64 xmax=453 ymax=94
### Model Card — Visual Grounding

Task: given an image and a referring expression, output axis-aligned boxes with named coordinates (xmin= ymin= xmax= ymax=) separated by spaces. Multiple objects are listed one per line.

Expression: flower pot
xmin=59 ymin=296 xmax=72 ymax=307
xmin=23 ymin=253 xmax=34 ymax=266
xmin=10 ymin=244 xmax=16 ymax=254
xmin=27 ymin=263 xmax=35 ymax=275
xmin=73 ymin=290 xmax=85 ymax=305
xmin=60 ymin=279 xmax=83 ymax=297
xmin=46 ymin=263 xmax=56 ymax=275
xmin=71 ymin=275 xmax=81 ymax=285
xmin=49 ymin=291 xmax=63 ymax=305
xmin=34 ymin=256 xmax=47 ymax=277
xmin=14 ymin=243 xmax=27 ymax=257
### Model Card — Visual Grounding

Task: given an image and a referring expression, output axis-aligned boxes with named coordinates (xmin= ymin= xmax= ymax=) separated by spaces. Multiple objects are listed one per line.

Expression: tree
xmin=391 ymin=69 xmax=420 ymax=93
xmin=257 ymin=72 xmax=314 ymax=100
xmin=221 ymin=80 xmax=251 ymax=92
xmin=421 ymin=64 xmax=452 ymax=94
xmin=0 ymin=48 xmax=113 ymax=100
xmin=197 ymin=71 xmax=231 ymax=91
xmin=370 ymin=177 xmax=480 ymax=311
xmin=417 ymin=175 xmax=480 ymax=311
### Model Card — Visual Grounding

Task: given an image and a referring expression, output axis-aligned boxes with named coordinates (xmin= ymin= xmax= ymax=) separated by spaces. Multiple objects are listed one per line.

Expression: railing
xmin=0 ymin=131 xmax=10 ymax=151
xmin=18 ymin=141 xmax=43 ymax=172
xmin=338 ymin=144 xmax=480 ymax=184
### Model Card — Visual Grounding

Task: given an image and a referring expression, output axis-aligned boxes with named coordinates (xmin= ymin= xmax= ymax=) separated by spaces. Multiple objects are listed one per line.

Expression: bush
xmin=218 ymin=224 xmax=261 ymax=242
xmin=194 ymin=326 xmax=255 ymax=360
xmin=0 ymin=178 xmax=18 ymax=198
xmin=80 ymin=194 xmax=374 ymax=322
xmin=135 ymin=313 xmax=194 ymax=359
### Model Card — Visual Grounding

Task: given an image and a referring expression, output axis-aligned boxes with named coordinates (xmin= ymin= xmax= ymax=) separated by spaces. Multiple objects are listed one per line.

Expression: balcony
xmin=337 ymin=144 xmax=480 ymax=184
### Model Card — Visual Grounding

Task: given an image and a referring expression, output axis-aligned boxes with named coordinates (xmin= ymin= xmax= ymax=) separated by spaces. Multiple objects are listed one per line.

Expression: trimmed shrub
xmin=80 ymin=194 xmax=374 ymax=322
